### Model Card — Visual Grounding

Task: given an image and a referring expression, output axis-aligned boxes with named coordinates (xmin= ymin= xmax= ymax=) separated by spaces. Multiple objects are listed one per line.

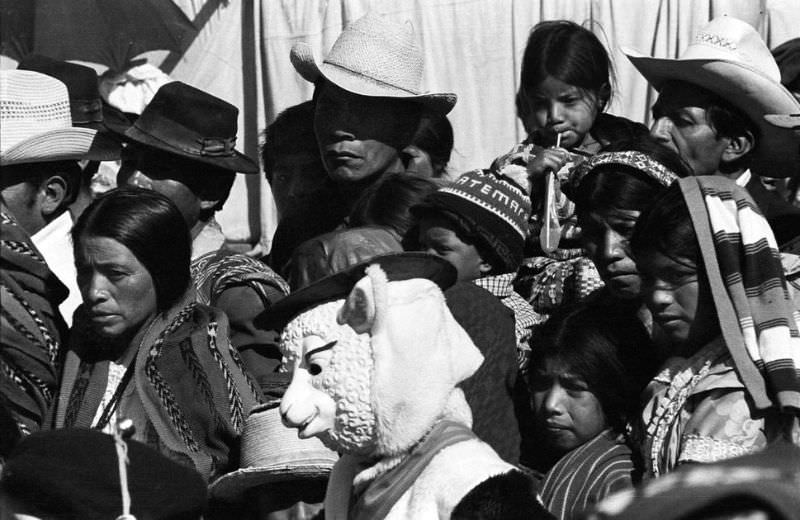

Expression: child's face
xmin=635 ymin=248 xmax=719 ymax=356
xmin=418 ymin=215 xmax=491 ymax=282
xmin=530 ymin=357 xmax=607 ymax=455
xmin=522 ymin=75 xmax=602 ymax=149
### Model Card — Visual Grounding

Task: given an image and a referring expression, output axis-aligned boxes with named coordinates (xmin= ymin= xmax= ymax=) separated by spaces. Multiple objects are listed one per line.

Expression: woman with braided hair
xmin=51 ymin=187 xmax=259 ymax=482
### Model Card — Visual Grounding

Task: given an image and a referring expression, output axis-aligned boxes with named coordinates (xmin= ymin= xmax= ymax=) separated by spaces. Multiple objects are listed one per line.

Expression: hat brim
xmin=765 ymin=113 xmax=800 ymax=130
xmin=124 ymin=125 xmax=259 ymax=174
xmin=624 ymin=47 xmax=800 ymax=177
xmin=291 ymin=42 xmax=457 ymax=115
xmin=0 ymin=127 xmax=117 ymax=165
xmin=208 ymin=461 xmax=333 ymax=500
xmin=256 ymin=252 xmax=457 ymax=331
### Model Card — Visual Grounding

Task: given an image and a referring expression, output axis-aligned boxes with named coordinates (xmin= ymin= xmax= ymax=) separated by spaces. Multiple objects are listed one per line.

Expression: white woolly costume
xmin=279 ymin=265 xmax=540 ymax=519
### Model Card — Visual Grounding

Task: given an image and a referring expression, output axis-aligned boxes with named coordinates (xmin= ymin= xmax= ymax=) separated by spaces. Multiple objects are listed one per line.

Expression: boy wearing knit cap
xmin=412 ymin=169 xmax=537 ymax=370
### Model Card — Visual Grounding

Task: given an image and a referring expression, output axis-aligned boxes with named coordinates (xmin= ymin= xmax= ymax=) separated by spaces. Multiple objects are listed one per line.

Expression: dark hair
xmin=409 ymin=111 xmax=454 ymax=177
xmin=121 ymin=144 xmax=235 ymax=215
xmin=0 ymin=160 xmax=82 ymax=207
xmin=349 ymin=172 xmax=440 ymax=241
xmin=574 ymin=136 xmax=692 ymax=215
xmin=72 ymin=187 xmax=191 ymax=311
xmin=261 ymin=101 xmax=320 ymax=182
xmin=528 ymin=303 xmax=658 ymax=434
xmin=630 ymin=182 xmax=700 ymax=267
xmin=518 ymin=20 xmax=614 ymax=122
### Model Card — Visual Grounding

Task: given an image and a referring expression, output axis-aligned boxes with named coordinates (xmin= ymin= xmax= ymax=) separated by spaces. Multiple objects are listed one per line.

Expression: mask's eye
xmin=304 ymin=340 xmax=336 ymax=377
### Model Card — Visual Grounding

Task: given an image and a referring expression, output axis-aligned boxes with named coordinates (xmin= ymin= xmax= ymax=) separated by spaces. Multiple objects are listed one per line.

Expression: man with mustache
xmin=624 ymin=16 xmax=800 ymax=247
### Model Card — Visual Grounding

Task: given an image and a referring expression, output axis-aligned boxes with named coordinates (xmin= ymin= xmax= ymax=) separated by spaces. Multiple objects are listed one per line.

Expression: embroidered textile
xmin=0 ymin=205 xmax=67 ymax=434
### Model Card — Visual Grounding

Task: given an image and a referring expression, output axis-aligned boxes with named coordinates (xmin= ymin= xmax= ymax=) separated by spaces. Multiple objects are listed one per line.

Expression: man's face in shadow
xmin=313 ymin=82 xmax=419 ymax=183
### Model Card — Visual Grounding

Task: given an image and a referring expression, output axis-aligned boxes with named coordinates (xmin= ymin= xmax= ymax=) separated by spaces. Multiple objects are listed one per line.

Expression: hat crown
xmin=323 ymin=12 xmax=424 ymax=95
xmin=136 ymin=81 xmax=239 ymax=140
xmin=683 ymin=16 xmax=780 ymax=81
xmin=0 ymin=70 xmax=73 ymax=152
xmin=17 ymin=55 xmax=100 ymax=102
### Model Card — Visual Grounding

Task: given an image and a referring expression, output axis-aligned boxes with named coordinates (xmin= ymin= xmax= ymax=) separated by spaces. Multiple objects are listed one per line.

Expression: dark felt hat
xmin=17 ymin=55 xmax=131 ymax=159
xmin=256 ymin=252 xmax=457 ymax=331
xmin=124 ymin=81 xmax=258 ymax=173
xmin=1 ymin=428 xmax=207 ymax=520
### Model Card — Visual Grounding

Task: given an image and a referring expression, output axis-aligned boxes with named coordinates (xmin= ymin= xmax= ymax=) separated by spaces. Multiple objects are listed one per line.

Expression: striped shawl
xmin=680 ymin=176 xmax=800 ymax=412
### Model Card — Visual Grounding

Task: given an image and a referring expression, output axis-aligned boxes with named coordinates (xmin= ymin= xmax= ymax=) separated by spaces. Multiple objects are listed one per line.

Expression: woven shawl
xmin=680 ymin=176 xmax=800 ymax=412
xmin=0 ymin=206 xmax=67 ymax=433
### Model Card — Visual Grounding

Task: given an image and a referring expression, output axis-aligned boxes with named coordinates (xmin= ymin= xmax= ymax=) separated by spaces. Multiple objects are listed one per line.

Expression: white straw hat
xmin=623 ymin=16 xmax=800 ymax=177
xmin=1 ymin=70 xmax=112 ymax=166
xmin=290 ymin=12 xmax=457 ymax=115
xmin=209 ymin=403 xmax=338 ymax=501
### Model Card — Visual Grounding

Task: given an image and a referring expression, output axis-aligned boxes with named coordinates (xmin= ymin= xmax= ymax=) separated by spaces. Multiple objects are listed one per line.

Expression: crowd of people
xmin=1 ymin=9 xmax=800 ymax=520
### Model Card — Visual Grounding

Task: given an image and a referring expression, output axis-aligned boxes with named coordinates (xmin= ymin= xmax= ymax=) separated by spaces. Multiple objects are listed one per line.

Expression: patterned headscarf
xmin=568 ymin=150 xmax=680 ymax=195
xmin=679 ymin=176 xmax=800 ymax=412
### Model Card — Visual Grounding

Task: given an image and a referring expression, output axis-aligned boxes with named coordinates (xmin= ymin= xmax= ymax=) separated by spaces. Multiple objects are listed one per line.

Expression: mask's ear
xmin=337 ymin=275 xmax=376 ymax=334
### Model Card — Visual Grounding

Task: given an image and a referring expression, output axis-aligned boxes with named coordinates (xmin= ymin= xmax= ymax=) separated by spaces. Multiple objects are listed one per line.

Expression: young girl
xmin=630 ymin=176 xmax=800 ymax=477
xmin=496 ymin=20 xmax=648 ymax=324
xmin=527 ymin=303 xmax=659 ymax=520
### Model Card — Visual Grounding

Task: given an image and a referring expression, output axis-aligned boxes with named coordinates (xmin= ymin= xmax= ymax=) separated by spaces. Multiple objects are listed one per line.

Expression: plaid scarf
xmin=680 ymin=176 xmax=800 ymax=412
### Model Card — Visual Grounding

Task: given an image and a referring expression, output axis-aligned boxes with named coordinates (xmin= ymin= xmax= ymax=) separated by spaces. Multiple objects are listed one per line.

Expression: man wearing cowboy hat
xmin=624 ymin=16 xmax=800 ymax=247
xmin=1 ymin=69 xmax=114 ymax=435
xmin=117 ymin=81 xmax=290 ymax=386
xmin=15 ymin=55 xmax=131 ymax=326
xmin=290 ymin=12 xmax=457 ymax=206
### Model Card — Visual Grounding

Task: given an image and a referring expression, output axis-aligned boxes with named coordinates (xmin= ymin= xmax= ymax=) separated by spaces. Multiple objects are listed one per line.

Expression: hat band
xmin=133 ymin=116 xmax=238 ymax=158
xmin=71 ymin=98 xmax=104 ymax=125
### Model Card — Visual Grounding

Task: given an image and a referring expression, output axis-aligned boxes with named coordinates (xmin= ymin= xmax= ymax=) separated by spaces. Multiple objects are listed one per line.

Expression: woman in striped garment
xmin=527 ymin=303 xmax=659 ymax=519
xmin=630 ymin=176 xmax=800 ymax=478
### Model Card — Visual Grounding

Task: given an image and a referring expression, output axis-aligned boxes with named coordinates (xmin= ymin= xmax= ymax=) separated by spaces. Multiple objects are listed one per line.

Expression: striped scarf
xmin=680 ymin=176 xmax=800 ymax=412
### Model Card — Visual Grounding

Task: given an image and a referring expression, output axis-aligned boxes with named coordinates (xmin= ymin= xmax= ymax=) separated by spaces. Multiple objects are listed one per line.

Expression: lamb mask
xmin=279 ymin=264 xmax=484 ymax=458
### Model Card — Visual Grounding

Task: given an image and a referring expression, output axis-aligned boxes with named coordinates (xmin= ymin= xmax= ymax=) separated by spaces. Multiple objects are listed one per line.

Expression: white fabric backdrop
xmin=17 ymin=0 xmax=799 ymax=250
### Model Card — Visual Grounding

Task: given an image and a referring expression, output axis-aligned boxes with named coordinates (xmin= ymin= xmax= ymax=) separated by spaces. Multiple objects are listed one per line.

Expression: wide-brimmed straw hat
xmin=17 ymin=54 xmax=130 ymax=160
xmin=0 ymin=70 xmax=114 ymax=166
xmin=209 ymin=403 xmax=338 ymax=502
xmin=290 ymin=12 xmax=457 ymax=115
xmin=623 ymin=16 xmax=800 ymax=177
xmin=124 ymin=81 xmax=258 ymax=173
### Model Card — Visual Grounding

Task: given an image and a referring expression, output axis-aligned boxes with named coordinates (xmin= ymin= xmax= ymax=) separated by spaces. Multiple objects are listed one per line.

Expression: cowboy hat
xmin=17 ymin=54 xmax=130 ymax=160
xmin=124 ymin=81 xmax=258 ymax=173
xmin=0 ymin=70 xmax=115 ymax=166
xmin=623 ymin=16 xmax=800 ymax=177
xmin=209 ymin=402 xmax=338 ymax=502
xmin=290 ymin=12 xmax=457 ymax=115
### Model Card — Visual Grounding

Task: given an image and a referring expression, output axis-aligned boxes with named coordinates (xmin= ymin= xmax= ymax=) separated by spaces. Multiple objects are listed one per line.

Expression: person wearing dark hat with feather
xmin=117 ymin=82 xmax=290 ymax=388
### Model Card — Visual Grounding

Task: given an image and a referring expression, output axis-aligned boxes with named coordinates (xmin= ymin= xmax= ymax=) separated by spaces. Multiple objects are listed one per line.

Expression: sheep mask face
xmin=279 ymin=265 xmax=483 ymax=458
